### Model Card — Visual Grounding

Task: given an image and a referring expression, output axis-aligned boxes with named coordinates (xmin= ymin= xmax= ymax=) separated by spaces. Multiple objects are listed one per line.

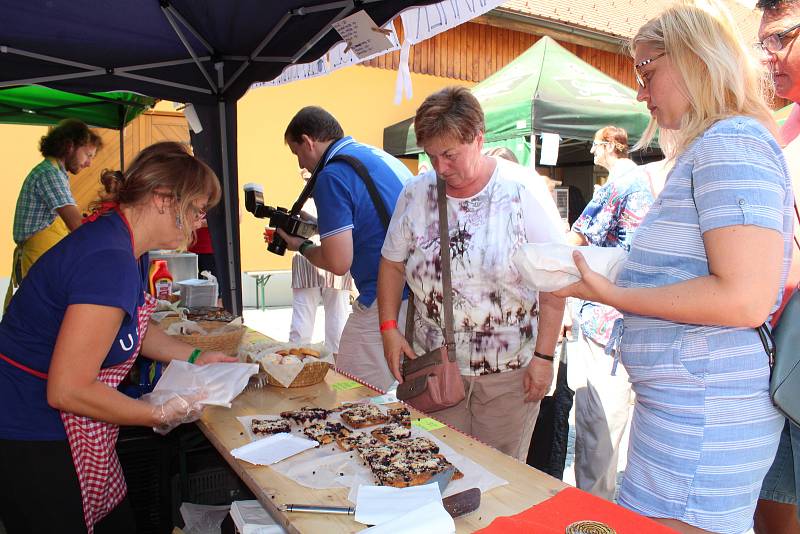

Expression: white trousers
xmin=289 ymin=287 xmax=350 ymax=354
xmin=571 ymin=334 xmax=633 ymax=500
xmin=335 ymin=299 xmax=407 ymax=393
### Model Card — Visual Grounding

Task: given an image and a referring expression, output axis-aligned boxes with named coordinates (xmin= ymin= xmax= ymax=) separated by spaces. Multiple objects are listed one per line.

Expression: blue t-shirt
xmin=313 ymin=137 xmax=412 ymax=306
xmin=0 ymin=211 xmax=147 ymax=440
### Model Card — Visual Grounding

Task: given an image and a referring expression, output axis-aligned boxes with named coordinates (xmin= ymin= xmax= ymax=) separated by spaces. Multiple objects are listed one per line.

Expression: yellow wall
xmin=236 ymin=65 xmax=472 ymax=272
xmin=0 ymin=66 xmax=470 ymax=277
xmin=0 ymin=125 xmax=48 ymax=274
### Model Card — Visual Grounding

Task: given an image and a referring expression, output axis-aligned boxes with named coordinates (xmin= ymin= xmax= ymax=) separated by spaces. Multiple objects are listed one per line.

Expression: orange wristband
xmin=380 ymin=319 xmax=398 ymax=332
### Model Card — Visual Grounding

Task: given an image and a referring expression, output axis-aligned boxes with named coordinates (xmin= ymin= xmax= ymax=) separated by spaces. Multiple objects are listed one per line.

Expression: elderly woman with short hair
xmin=377 ymin=86 xmax=565 ymax=459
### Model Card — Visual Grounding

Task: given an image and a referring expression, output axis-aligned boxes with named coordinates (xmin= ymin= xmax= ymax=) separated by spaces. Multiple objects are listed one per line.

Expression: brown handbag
xmin=395 ymin=177 xmax=466 ymax=413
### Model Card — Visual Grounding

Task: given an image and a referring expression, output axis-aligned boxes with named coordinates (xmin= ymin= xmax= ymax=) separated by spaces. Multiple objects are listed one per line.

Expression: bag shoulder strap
xmin=404 ymin=178 xmax=456 ymax=361
xmin=328 ymin=154 xmax=391 ymax=230
xmin=437 ymin=178 xmax=456 ymax=353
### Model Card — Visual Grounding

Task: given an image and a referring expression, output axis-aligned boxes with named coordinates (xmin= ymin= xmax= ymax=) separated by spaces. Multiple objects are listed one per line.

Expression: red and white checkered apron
xmin=60 ymin=291 xmax=156 ymax=532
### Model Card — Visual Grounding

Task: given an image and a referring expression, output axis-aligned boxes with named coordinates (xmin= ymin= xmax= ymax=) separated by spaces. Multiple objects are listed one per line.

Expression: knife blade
xmin=279 ymin=487 xmax=481 ymax=519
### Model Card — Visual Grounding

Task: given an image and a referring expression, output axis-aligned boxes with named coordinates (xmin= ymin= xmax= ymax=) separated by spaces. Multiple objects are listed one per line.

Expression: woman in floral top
xmin=567 ymin=126 xmax=654 ymax=500
xmin=378 ymin=87 xmax=565 ymax=459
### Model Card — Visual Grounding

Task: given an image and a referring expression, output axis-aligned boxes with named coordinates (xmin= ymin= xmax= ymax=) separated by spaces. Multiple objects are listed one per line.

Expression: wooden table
xmin=197 ymin=368 xmax=568 ymax=533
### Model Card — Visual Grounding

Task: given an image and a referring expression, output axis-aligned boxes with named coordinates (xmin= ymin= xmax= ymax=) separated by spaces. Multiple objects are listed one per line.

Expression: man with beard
xmin=5 ymin=119 xmax=101 ymax=308
xmin=756 ymin=2 xmax=800 ymax=532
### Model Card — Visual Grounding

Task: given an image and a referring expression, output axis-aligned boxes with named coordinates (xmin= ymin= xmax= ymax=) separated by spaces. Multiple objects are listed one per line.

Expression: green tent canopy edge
xmin=0 ymin=85 xmax=156 ymax=129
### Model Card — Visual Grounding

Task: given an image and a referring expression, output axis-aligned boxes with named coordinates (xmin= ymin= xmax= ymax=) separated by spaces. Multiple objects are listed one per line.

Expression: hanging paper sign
xmin=333 ymin=11 xmax=395 ymax=60
xmin=540 ymin=133 xmax=561 ymax=166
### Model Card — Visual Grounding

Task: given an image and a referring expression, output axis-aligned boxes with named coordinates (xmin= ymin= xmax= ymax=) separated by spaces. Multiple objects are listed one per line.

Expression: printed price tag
xmin=331 ymin=380 xmax=362 ymax=392
xmin=411 ymin=418 xmax=445 ymax=431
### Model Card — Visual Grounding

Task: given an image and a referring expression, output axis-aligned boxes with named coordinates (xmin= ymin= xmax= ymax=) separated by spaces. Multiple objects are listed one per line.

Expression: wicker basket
xmin=158 ymin=316 xmax=245 ymax=357
xmin=266 ymin=360 xmax=331 ymax=388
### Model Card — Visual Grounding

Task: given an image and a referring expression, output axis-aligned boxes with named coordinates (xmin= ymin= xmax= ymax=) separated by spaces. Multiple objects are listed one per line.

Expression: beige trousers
xmin=335 ymin=299 xmax=407 ymax=393
xmin=572 ymin=335 xmax=633 ymax=500
xmin=433 ymin=367 xmax=540 ymax=461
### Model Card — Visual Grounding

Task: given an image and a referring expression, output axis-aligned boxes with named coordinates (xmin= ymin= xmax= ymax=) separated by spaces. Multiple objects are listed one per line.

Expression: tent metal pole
xmin=118 ymin=104 xmax=129 ymax=171
xmin=162 ymin=4 xmax=215 ymax=54
xmin=215 ymin=62 xmax=239 ymax=316
xmin=1 ymin=45 xmax=99 ymax=70
xmin=160 ymin=5 xmax=218 ymax=92
xmin=222 ymin=11 xmax=293 ymax=94
xmin=0 ymin=71 xmax=105 ymax=88
xmin=114 ymin=72 xmax=212 ymax=94
xmin=222 ymin=0 xmax=354 ymax=93
xmin=111 ymin=57 xmax=212 ymax=71
xmin=289 ymin=4 xmax=356 ymax=63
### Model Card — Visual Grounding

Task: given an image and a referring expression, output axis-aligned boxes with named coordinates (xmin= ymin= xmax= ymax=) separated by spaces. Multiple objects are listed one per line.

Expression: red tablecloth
xmin=477 ymin=487 xmax=678 ymax=533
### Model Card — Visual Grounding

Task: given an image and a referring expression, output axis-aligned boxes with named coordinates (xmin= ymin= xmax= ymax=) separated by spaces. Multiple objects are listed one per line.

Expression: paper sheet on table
xmin=359 ymin=501 xmax=455 ymax=534
xmin=354 ymin=484 xmax=442 ymax=526
xmin=231 ymin=433 xmax=318 ymax=465
xmin=266 ymin=413 xmax=506 ymax=500
xmin=512 ymin=243 xmax=627 ymax=292
xmin=230 ymin=500 xmax=286 ymax=534
xmin=154 ymin=360 xmax=258 ymax=408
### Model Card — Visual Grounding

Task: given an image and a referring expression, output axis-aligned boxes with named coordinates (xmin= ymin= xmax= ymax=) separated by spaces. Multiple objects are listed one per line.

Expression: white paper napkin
xmin=359 ymin=500 xmax=455 ymax=534
xmin=154 ymin=360 xmax=258 ymax=408
xmin=231 ymin=433 xmax=318 ymax=465
xmin=354 ymin=484 xmax=442 ymax=526
xmin=512 ymin=243 xmax=628 ymax=292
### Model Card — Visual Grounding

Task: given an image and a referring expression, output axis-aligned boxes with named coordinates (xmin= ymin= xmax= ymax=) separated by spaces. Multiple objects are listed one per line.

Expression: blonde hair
xmin=94 ymin=141 xmax=221 ymax=247
xmin=631 ymin=0 xmax=777 ymax=156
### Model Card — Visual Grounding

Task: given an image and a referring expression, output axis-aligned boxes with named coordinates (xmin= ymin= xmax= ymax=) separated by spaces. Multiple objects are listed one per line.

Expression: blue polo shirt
xmin=313 ymin=137 xmax=412 ymax=306
xmin=0 ymin=211 xmax=147 ymax=440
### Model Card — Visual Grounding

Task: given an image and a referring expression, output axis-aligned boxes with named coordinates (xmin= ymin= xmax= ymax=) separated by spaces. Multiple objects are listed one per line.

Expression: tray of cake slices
xmin=233 ymin=399 xmax=507 ymax=501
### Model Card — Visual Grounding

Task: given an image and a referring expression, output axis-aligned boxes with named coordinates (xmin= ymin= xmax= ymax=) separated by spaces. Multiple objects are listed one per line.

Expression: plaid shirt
xmin=12 ymin=159 xmax=76 ymax=244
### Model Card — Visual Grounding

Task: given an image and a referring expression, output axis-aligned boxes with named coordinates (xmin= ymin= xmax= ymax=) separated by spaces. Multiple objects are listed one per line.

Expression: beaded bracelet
xmin=188 ymin=348 xmax=202 ymax=364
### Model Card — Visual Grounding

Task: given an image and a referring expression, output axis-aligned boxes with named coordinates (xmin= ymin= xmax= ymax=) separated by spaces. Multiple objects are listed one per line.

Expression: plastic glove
xmin=141 ymin=389 xmax=207 ymax=435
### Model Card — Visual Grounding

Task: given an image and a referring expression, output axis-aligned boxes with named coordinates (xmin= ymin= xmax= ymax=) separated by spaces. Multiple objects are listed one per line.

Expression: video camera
xmin=243 ymin=183 xmax=317 ymax=256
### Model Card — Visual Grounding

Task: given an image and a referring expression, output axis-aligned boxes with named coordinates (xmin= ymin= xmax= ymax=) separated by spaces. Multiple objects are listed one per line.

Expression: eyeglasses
xmin=634 ymin=52 xmax=667 ymax=89
xmin=591 ymin=140 xmax=611 ymax=148
xmin=756 ymin=21 xmax=800 ymax=54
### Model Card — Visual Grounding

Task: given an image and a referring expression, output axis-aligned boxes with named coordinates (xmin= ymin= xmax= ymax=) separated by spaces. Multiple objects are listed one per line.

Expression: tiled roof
xmin=497 ymin=0 xmax=761 ymax=42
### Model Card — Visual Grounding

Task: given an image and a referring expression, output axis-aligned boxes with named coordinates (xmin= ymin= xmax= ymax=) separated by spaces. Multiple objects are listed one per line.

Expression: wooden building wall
xmin=365 ymin=20 xmax=638 ymax=88
xmin=365 ymin=19 xmax=791 ymax=109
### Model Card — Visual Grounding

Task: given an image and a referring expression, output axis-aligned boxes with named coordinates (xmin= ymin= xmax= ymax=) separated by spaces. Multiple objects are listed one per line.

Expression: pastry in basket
xmin=387 ymin=406 xmax=411 ymax=428
xmin=336 ymin=431 xmax=381 ymax=452
xmin=251 ymin=418 xmax=291 ymax=437
xmin=371 ymin=422 xmax=412 ymax=443
xmin=302 ymin=421 xmax=351 ymax=445
xmin=340 ymin=403 xmax=390 ymax=429
xmin=289 ymin=347 xmax=321 ymax=358
xmin=186 ymin=306 xmax=236 ymax=323
xmin=279 ymin=406 xmax=330 ymax=427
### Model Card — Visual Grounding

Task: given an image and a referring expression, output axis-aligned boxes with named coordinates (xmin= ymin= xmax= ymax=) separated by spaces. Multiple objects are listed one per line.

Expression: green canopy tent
xmin=384 ymin=36 xmax=653 ymax=167
xmin=0 ymin=85 xmax=156 ymax=167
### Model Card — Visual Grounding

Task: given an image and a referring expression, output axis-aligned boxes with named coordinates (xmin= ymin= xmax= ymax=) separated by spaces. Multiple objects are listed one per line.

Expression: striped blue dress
xmin=615 ymin=117 xmax=793 ymax=533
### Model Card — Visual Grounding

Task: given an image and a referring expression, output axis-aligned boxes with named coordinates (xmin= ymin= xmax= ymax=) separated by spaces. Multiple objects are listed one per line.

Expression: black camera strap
xmin=289 ymin=141 xmax=341 ymax=215
xmin=328 ymin=154 xmax=392 ymax=230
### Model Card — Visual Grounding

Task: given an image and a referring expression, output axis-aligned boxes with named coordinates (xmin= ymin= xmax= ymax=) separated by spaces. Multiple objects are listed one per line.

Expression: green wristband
xmin=298 ymin=240 xmax=314 ymax=256
xmin=188 ymin=348 xmax=202 ymax=364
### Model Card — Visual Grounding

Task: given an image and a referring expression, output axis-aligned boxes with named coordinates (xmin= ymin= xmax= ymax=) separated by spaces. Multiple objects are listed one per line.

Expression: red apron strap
xmin=0 ymin=352 xmax=48 ymax=379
